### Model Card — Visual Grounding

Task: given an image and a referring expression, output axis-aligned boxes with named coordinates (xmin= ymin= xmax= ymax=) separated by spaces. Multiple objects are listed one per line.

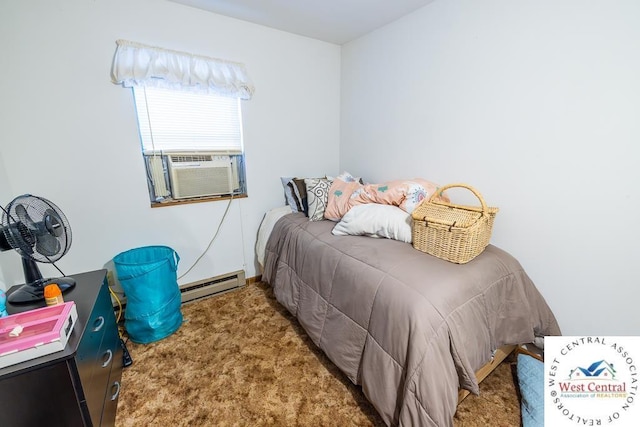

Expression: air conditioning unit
xmin=168 ymin=153 xmax=240 ymax=199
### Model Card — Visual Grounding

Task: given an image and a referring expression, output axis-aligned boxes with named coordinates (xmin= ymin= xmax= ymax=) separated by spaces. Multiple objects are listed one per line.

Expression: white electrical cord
xmin=177 ymin=195 xmax=233 ymax=280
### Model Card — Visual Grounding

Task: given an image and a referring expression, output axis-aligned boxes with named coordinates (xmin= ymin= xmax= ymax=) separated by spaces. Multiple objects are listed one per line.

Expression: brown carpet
xmin=115 ymin=282 xmax=521 ymax=427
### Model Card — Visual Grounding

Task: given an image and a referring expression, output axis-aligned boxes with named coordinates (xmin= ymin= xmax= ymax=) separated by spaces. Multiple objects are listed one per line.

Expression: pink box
xmin=0 ymin=302 xmax=78 ymax=369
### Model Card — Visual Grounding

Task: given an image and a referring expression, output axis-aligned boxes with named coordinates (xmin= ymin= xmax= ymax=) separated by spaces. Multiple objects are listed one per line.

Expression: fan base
xmin=7 ymin=277 xmax=76 ymax=304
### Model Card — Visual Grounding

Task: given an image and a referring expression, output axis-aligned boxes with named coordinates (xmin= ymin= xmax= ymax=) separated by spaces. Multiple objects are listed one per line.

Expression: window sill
xmin=150 ymin=193 xmax=247 ymax=208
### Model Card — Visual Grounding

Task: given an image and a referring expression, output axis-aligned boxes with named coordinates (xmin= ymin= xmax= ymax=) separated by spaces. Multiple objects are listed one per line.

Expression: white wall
xmin=341 ymin=0 xmax=640 ymax=336
xmin=3 ymin=0 xmax=636 ymax=338
xmin=0 ymin=0 xmax=340 ymax=290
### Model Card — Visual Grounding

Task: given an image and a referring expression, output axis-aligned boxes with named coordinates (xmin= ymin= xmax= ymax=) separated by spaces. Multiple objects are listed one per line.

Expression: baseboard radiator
xmin=112 ymin=270 xmax=246 ymax=310
xmin=179 ymin=270 xmax=245 ymax=304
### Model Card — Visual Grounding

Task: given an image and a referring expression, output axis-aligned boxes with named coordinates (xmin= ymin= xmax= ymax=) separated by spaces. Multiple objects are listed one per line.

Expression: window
xmin=111 ymin=39 xmax=254 ymax=206
xmin=132 ymin=86 xmax=247 ymax=204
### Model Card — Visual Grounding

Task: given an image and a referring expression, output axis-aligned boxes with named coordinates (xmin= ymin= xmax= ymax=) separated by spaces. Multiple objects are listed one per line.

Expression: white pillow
xmin=331 ymin=204 xmax=412 ymax=243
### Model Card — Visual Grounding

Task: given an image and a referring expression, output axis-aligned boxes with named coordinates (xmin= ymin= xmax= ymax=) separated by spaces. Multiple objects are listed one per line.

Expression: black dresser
xmin=0 ymin=270 xmax=123 ymax=427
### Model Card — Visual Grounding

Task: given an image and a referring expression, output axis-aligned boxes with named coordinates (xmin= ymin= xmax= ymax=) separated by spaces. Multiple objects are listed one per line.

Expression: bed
xmin=256 ymin=172 xmax=560 ymax=426
xmin=258 ymin=177 xmax=560 ymax=426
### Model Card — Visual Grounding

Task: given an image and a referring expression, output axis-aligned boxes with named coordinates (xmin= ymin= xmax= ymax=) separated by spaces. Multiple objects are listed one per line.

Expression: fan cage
xmin=1 ymin=194 xmax=72 ymax=263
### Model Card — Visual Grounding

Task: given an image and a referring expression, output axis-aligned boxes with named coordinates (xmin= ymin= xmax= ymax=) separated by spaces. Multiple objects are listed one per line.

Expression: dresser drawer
xmin=91 ymin=312 xmax=121 ymax=425
xmin=80 ymin=280 xmax=122 ymax=426
xmin=66 ymin=278 xmax=120 ymax=426
xmin=100 ymin=337 xmax=123 ymax=426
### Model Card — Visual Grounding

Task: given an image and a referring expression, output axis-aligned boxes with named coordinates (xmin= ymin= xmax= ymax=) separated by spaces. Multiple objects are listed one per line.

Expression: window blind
xmin=133 ymin=86 xmax=243 ymax=153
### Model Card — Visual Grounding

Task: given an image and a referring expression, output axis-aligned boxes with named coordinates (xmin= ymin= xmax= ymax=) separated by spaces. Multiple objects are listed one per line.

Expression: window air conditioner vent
xmin=167 ymin=152 xmax=240 ymax=199
xmin=171 ymin=154 xmax=213 ymax=163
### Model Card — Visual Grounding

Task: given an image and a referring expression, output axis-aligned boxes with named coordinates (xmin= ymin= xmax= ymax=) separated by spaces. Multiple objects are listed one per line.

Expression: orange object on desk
xmin=44 ymin=284 xmax=64 ymax=306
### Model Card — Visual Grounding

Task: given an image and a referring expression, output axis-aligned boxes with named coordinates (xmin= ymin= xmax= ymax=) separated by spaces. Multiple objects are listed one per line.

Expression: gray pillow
xmin=280 ymin=177 xmax=299 ymax=212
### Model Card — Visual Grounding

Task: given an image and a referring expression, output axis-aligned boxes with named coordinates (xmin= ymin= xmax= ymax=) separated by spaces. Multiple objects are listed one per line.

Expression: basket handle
xmin=429 ymin=183 xmax=488 ymax=215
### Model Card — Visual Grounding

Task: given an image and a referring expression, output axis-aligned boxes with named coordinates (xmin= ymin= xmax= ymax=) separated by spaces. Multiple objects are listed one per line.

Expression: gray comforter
xmin=262 ymin=213 xmax=560 ymax=426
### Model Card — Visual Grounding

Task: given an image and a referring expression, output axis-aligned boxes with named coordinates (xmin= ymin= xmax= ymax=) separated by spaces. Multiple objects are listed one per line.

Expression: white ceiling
xmin=167 ymin=0 xmax=436 ymax=45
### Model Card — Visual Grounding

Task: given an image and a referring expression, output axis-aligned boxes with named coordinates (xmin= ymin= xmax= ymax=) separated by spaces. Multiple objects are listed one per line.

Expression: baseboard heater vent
xmin=111 ymin=270 xmax=245 ymax=312
xmin=179 ymin=270 xmax=246 ymax=304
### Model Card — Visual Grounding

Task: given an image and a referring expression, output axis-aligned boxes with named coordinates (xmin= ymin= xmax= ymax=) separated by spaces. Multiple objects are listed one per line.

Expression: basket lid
xmin=412 ymin=203 xmax=484 ymax=227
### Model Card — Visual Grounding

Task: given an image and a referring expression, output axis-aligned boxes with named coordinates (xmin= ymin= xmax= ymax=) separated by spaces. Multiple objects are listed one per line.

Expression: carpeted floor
xmin=115 ymin=282 xmax=521 ymax=426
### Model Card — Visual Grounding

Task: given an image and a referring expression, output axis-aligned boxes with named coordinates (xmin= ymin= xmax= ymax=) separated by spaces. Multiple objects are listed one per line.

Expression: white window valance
xmin=111 ymin=39 xmax=254 ymax=100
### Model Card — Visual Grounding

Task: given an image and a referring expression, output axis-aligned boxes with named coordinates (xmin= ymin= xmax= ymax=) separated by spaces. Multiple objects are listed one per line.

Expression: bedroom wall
xmin=341 ymin=0 xmax=640 ymax=336
xmin=0 ymin=1 xmax=340 ymax=291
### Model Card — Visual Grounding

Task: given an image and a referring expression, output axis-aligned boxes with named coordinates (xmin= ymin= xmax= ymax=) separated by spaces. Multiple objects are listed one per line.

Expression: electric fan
xmin=0 ymin=194 xmax=75 ymax=304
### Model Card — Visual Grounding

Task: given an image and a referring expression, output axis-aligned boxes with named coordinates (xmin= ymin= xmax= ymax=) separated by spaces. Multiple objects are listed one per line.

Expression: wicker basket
xmin=411 ymin=183 xmax=498 ymax=264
